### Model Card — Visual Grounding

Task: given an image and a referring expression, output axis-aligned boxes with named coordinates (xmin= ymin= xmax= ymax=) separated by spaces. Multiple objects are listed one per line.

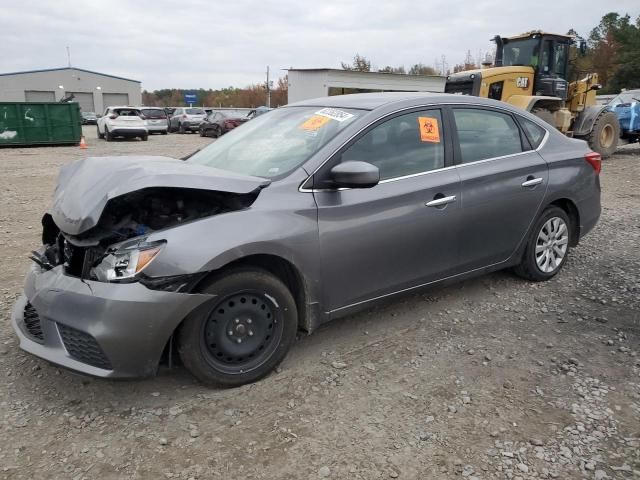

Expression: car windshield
xmin=186 ymin=108 xmax=205 ymax=115
xmin=188 ymin=106 xmax=362 ymax=179
xmin=141 ymin=109 xmax=166 ymax=118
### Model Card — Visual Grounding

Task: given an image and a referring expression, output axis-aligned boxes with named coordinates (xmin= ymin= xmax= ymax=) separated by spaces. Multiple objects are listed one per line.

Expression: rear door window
xmin=452 ymin=108 xmax=524 ymax=163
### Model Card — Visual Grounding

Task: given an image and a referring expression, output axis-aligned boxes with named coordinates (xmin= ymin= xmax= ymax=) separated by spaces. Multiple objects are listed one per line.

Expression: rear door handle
xmin=522 ymin=177 xmax=543 ymax=187
xmin=426 ymin=195 xmax=457 ymax=207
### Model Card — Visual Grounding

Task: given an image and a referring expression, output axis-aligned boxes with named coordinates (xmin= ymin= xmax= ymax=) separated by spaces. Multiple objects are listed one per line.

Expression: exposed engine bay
xmin=33 ymin=187 xmax=258 ymax=280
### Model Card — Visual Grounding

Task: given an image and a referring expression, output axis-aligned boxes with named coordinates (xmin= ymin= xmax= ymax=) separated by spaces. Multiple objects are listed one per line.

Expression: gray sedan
xmin=12 ymin=93 xmax=601 ymax=386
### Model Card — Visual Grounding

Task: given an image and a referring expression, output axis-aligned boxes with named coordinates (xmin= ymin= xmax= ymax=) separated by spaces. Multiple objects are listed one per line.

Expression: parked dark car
xmin=81 ymin=111 xmax=98 ymax=125
xmin=12 ymin=93 xmax=601 ymax=387
xmin=199 ymin=111 xmax=248 ymax=137
xmin=246 ymin=106 xmax=272 ymax=119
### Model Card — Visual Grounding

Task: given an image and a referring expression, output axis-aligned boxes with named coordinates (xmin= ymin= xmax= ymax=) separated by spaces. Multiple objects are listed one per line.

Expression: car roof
xmin=285 ymin=92 xmax=515 ymax=111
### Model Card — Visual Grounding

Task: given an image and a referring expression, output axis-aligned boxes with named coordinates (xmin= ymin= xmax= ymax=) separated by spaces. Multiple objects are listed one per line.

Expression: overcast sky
xmin=2 ymin=1 xmax=639 ymax=91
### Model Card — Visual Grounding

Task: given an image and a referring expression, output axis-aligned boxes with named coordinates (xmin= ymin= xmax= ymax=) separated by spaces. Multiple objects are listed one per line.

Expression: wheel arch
xmin=573 ymin=105 xmax=609 ymax=136
xmin=548 ymin=198 xmax=580 ymax=247
xmin=190 ymin=253 xmax=319 ymax=333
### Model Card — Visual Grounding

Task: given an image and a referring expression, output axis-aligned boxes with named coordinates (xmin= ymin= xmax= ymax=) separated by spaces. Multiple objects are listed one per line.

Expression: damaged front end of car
xmin=37 ymin=186 xmax=258 ymax=286
xmin=12 ymin=155 xmax=270 ymax=378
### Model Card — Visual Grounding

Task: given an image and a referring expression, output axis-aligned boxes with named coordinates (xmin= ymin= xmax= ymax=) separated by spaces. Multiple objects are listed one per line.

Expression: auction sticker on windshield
xmin=315 ymin=108 xmax=354 ymax=122
xmin=300 ymin=115 xmax=332 ymax=131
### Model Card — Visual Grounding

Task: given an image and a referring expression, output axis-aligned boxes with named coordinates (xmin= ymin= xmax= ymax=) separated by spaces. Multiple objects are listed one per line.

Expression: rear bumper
xmin=146 ymin=124 xmax=168 ymax=132
xmin=110 ymin=128 xmax=147 ymax=137
xmin=577 ymin=178 xmax=601 ymax=240
xmin=12 ymin=265 xmax=212 ymax=378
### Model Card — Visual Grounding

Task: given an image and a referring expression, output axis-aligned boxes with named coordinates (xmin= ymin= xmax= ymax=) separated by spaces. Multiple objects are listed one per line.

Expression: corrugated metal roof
xmin=0 ymin=67 xmax=140 ymax=83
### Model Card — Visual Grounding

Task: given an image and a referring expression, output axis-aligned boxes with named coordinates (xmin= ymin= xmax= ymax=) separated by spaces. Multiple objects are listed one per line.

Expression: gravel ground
xmin=0 ymin=127 xmax=638 ymax=480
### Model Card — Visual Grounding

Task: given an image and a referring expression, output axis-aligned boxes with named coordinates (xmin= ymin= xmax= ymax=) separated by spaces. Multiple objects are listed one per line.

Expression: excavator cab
xmin=494 ymin=32 xmax=572 ymax=100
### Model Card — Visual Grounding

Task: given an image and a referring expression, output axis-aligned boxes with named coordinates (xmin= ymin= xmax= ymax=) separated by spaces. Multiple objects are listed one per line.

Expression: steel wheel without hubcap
xmin=201 ymin=291 xmax=283 ymax=375
xmin=535 ymin=216 xmax=569 ymax=273
xmin=600 ymin=124 xmax=615 ymax=149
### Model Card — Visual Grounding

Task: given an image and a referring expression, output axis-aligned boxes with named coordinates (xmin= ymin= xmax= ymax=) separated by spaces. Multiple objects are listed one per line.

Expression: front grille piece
xmin=57 ymin=323 xmax=113 ymax=370
xmin=23 ymin=302 xmax=44 ymax=342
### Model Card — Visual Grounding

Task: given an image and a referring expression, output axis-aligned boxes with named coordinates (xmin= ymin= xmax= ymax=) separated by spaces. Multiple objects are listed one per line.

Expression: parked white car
xmin=97 ymin=106 xmax=148 ymax=141
xmin=140 ymin=107 xmax=169 ymax=135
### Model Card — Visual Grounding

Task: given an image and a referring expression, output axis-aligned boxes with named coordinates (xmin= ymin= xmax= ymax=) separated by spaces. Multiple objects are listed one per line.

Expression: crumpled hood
xmin=50 ymin=155 xmax=270 ymax=235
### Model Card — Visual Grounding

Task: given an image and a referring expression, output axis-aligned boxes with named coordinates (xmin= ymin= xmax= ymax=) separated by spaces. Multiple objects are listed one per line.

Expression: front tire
xmin=514 ymin=206 xmax=571 ymax=281
xmin=178 ymin=122 xmax=185 ymax=134
xmin=97 ymin=126 xmax=104 ymax=139
xmin=178 ymin=268 xmax=298 ymax=387
xmin=105 ymin=128 xmax=112 ymax=142
xmin=141 ymin=134 xmax=148 ymax=141
xmin=587 ymin=110 xmax=619 ymax=159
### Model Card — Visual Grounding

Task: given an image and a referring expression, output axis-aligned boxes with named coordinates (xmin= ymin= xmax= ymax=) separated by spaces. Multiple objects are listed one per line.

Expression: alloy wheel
xmin=535 ymin=216 xmax=569 ymax=273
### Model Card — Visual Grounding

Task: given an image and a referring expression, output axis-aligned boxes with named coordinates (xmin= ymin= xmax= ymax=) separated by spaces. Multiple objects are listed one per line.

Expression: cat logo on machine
xmin=516 ymin=77 xmax=529 ymax=88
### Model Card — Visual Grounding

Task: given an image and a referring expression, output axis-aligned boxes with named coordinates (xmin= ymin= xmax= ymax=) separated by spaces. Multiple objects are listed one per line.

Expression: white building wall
xmin=287 ymin=69 xmax=446 ymax=103
xmin=287 ymin=70 xmax=329 ymax=103
xmin=0 ymin=68 xmax=141 ymax=113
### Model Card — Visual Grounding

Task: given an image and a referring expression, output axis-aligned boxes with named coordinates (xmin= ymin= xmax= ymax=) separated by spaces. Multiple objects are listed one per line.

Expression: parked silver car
xmin=169 ymin=107 xmax=207 ymax=133
xmin=12 ymin=93 xmax=601 ymax=387
xmin=140 ymin=107 xmax=169 ymax=134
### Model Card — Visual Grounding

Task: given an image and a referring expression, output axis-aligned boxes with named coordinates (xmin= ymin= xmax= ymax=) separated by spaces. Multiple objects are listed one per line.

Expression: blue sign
xmin=184 ymin=93 xmax=197 ymax=104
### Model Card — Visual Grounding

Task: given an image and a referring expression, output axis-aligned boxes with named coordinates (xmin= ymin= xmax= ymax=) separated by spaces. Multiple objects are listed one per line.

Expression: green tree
xmin=378 ymin=66 xmax=406 ymax=74
xmin=408 ymin=63 xmax=438 ymax=75
xmin=341 ymin=54 xmax=372 ymax=72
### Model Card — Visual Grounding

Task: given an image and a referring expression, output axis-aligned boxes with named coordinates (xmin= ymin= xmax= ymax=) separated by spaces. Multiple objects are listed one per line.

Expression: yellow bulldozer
xmin=445 ymin=31 xmax=620 ymax=157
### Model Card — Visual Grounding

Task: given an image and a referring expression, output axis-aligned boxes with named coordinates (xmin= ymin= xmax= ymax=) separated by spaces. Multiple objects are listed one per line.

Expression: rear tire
xmin=141 ymin=134 xmax=148 ymax=141
xmin=586 ymin=110 xmax=619 ymax=159
xmin=514 ymin=206 xmax=571 ymax=282
xmin=178 ymin=268 xmax=298 ymax=387
xmin=105 ymin=128 xmax=112 ymax=142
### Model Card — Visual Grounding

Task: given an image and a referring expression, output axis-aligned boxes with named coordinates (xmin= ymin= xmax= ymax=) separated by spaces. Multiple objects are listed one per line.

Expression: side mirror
xmin=329 ymin=161 xmax=379 ymax=189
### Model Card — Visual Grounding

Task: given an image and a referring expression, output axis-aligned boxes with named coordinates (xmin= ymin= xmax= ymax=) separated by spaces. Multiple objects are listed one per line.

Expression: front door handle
xmin=522 ymin=177 xmax=543 ymax=187
xmin=426 ymin=195 xmax=457 ymax=207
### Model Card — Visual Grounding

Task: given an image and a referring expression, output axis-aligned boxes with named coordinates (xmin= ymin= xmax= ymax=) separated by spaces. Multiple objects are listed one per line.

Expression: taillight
xmin=108 ymin=114 xmax=117 ymax=119
xmin=182 ymin=114 xmax=187 ymax=119
xmin=584 ymin=152 xmax=602 ymax=175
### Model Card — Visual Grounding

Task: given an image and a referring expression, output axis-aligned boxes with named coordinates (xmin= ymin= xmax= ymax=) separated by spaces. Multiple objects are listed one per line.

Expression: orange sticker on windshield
xmin=418 ymin=116 xmax=440 ymax=143
xmin=300 ymin=115 xmax=331 ymax=131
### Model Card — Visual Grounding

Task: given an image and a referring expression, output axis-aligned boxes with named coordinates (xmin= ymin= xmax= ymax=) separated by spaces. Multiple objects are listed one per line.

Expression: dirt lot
xmin=0 ymin=127 xmax=638 ymax=480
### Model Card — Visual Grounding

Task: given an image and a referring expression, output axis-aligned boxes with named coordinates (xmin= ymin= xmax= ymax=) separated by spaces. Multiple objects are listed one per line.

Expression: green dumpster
xmin=0 ymin=102 xmax=82 ymax=146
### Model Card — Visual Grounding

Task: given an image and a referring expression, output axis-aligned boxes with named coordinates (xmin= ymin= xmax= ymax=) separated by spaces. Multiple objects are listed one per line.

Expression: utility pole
xmin=266 ymin=66 xmax=271 ymax=108
xmin=66 ymin=46 xmax=71 ymax=67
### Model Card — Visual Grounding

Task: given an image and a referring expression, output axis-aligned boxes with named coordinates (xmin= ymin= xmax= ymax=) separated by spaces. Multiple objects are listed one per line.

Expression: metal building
xmin=0 ymin=67 xmax=141 ymax=113
xmin=287 ymin=68 xmax=446 ymax=103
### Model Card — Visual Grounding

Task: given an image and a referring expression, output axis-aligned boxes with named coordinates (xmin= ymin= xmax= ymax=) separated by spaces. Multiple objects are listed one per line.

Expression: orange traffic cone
xmin=79 ymin=136 xmax=88 ymax=149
